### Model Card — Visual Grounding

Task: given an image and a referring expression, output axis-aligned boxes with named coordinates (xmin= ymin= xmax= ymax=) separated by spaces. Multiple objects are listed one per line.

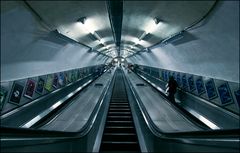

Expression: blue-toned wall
xmin=127 ymin=1 xmax=239 ymax=83
xmin=1 ymin=1 xmax=109 ymax=82
xmin=134 ymin=64 xmax=239 ymax=114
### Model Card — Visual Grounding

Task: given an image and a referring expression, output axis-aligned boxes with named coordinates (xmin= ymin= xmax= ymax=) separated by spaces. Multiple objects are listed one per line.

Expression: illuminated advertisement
xmin=181 ymin=74 xmax=188 ymax=90
xmin=161 ymin=70 xmax=165 ymax=80
xmin=188 ymin=75 xmax=195 ymax=91
xmin=58 ymin=72 xmax=65 ymax=87
xmin=36 ymin=78 xmax=45 ymax=94
xmin=164 ymin=71 xmax=168 ymax=81
xmin=195 ymin=77 xmax=205 ymax=95
xmin=52 ymin=73 xmax=59 ymax=88
xmin=234 ymin=90 xmax=240 ymax=107
xmin=168 ymin=71 xmax=171 ymax=80
xmin=0 ymin=87 xmax=8 ymax=109
xmin=217 ymin=83 xmax=233 ymax=105
xmin=176 ymin=73 xmax=181 ymax=87
xmin=205 ymin=79 xmax=218 ymax=100
xmin=9 ymin=82 xmax=24 ymax=104
xmin=44 ymin=74 xmax=53 ymax=92
xmin=24 ymin=79 xmax=36 ymax=99
xmin=172 ymin=72 xmax=176 ymax=80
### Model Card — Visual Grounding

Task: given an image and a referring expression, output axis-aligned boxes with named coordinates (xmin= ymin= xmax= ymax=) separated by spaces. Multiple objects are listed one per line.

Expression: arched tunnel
xmin=1 ymin=1 xmax=239 ymax=152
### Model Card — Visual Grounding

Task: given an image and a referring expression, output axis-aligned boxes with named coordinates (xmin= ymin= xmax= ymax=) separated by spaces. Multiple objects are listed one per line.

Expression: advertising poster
xmin=188 ymin=75 xmax=195 ymax=91
xmin=195 ymin=77 xmax=205 ymax=95
xmin=164 ymin=71 xmax=168 ymax=81
xmin=172 ymin=72 xmax=176 ymax=80
xmin=234 ymin=90 xmax=240 ymax=107
xmin=9 ymin=82 xmax=24 ymax=104
xmin=177 ymin=73 xmax=181 ymax=87
xmin=205 ymin=79 xmax=218 ymax=100
xmin=36 ymin=78 xmax=45 ymax=94
xmin=44 ymin=74 xmax=53 ymax=92
xmin=0 ymin=87 xmax=8 ymax=110
xmin=68 ymin=71 xmax=72 ymax=83
xmin=182 ymin=74 xmax=188 ymax=90
xmin=77 ymin=69 xmax=81 ymax=80
xmin=168 ymin=71 xmax=171 ymax=80
xmin=52 ymin=73 xmax=59 ymax=88
xmin=58 ymin=72 xmax=65 ymax=87
xmin=217 ymin=83 xmax=232 ymax=105
xmin=161 ymin=70 xmax=165 ymax=80
xmin=24 ymin=79 xmax=36 ymax=99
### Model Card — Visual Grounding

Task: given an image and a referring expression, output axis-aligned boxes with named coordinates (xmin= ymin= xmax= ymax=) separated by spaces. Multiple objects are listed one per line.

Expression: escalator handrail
xmin=1 ymin=73 xmax=95 ymax=119
xmin=1 ymin=70 xmax=116 ymax=140
xmin=123 ymin=69 xmax=240 ymax=141
xmin=137 ymin=68 xmax=239 ymax=118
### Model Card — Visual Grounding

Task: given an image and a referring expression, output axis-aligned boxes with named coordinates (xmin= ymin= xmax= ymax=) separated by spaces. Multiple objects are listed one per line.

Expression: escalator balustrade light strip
xmin=21 ymin=80 xmax=93 ymax=128
xmin=188 ymin=109 xmax=220 ymax=130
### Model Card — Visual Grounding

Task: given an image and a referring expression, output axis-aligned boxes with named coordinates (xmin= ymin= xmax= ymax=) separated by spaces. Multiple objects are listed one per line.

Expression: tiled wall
xmin=134 ymin=64 xmax=240 ymax=114
xmin=0 ymin=65 xmax=105 ymax=115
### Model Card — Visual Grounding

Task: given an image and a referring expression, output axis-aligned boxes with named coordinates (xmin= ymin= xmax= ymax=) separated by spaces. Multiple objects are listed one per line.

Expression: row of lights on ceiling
xmin=124 ymin=17 xmax=162 ymax=57
xmin=77 ymin=17 xmax=162 ymax=57
xmin=77 ymin=17 xmax=116 ymax=57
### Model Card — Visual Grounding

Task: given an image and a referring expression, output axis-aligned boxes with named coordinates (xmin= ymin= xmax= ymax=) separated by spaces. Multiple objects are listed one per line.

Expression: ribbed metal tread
xmin=100 ymin=69 xmax=140 ymax=152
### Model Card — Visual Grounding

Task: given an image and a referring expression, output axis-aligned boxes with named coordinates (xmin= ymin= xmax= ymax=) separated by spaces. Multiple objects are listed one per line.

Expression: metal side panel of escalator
xmin=100 ymin=68 xmax=141 ymax=153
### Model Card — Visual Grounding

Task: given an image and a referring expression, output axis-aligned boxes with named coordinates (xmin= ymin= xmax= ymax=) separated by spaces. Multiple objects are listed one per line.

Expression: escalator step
xmin=107 ymin=116 xmax=132 ymax=121
xmin=108 ymin=112 xmax=131 ymax=115
xmin=101 ymin=141 xmax=139 ymax=151
xmin=102 ymin=133 xmax=138 ymax=142
xmin=105 ymin=126 xmax=135 ymax=133
xmin=106 ymin=121 xmax=133 ymax=126
xmin=109 ymin=108 xmax=131 ymax=112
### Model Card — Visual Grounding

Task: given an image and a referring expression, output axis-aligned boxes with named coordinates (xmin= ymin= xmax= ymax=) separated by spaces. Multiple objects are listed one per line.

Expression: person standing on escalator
xmin=166 ymin=76 xmax=178 ymax=103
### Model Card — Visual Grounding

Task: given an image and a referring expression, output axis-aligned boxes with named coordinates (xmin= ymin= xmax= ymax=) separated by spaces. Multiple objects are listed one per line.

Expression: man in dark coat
xmin=166 ymin=76 xmax=178 ymax=102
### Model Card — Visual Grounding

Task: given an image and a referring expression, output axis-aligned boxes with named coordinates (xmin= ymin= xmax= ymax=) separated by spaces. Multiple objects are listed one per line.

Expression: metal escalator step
xmin=107 ymin=116 xmax=132 ymax=121
xmin=111 ymin=103 xmax=129 ymax=105
xmin=109 ymin=108 xmax=131 ymax=111
xmin=108 ymin=112 xmax=131 ymax=115
xmin=102 ymin=133 xmax=138 ymax=142
xmin=106 ymin=121 xmax=133 ymax=126
xmin=101 ymin=141 xmax=139 ymax=151
xmin=105 ymin=126 xmax=135 ymax=133
xmin=109 ymin=105 xmax=129 ymax=108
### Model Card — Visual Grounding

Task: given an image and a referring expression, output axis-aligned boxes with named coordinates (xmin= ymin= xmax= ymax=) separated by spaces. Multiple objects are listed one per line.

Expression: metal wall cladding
xmin=0 ymin=65 xmax=105 ymax=115
xmin=133 ymin=64 xmax=240 ymax=114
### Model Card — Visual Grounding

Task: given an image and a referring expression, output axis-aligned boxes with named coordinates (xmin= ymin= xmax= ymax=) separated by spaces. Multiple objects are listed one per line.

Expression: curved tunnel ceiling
xmin=26 ymin=1 xmax=216 ymax=58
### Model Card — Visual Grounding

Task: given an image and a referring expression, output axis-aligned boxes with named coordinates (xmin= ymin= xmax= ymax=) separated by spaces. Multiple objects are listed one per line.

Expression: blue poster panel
xmin=24 ymin=79 xmax=36 ymax=99
xmin=9 ymin=82 xmax=24 ymax=105
xmin=52 ymin=73 xmax=59 ymax=88
xmin=188 ymin=75 xmax=195 ymax=91
xmin=172 ymin=72 xmax=176 ymax=80
xmin=205 ymin=79 xmax=218 ymax=100
xmin=58 ymin=72 xmax=65 ymax=87
xmin=161 ymin=70 xmax=164 ymax=80
xmin=36 ymin=78 xmax=45 ymax=94
xmin=168 ymin=71 xmax=171 ymax=80
xmin=195 ymin=77 xmax=205 ymax=95
xmin=164 ymin=71 xmax=168 ymax=81
xmin=176 ymin=73 xmax=181 ymax=87
xmin=0 ymin=87 xmax=8 ymax=110
xmin=45 ymin=74 xmax=53 ymax=92
xmin=234 ymin=90 xmax=240 ymax=107
xmin=217 ymin=83 xmax=233 ymax=105
xmin=181 ymin=74 xmax=188 ymax=90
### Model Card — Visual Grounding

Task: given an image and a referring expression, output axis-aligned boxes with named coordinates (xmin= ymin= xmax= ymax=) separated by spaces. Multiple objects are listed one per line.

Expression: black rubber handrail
xmin=123 ymin=69 xmax=239 ymax=138
xmin=1 ymin=69 xmax=116 ymax=139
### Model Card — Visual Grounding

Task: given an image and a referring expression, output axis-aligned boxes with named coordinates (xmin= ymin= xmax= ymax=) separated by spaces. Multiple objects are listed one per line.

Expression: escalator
xmin=100 ymin=68 xmax=141 ymax=152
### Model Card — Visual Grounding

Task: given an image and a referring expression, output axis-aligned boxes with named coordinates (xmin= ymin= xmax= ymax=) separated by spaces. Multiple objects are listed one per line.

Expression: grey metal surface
xmin=124 ymin=70 xmax=201 ymax=132
xmin=40 ymin=71 xmax=114 ymax=132
xmin=138 ymin=70 xmax=240 ymax=130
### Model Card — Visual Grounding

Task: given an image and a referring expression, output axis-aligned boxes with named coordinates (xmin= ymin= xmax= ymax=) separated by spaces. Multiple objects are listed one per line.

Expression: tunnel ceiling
xmin=26 ymin=1 xmax=216 ymax=58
